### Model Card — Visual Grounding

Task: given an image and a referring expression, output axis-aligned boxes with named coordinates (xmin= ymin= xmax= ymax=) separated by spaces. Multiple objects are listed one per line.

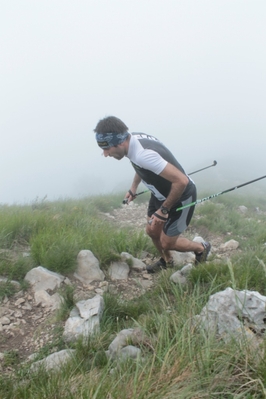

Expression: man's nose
xmin=103 ymin=149 xmax=109 ymax=157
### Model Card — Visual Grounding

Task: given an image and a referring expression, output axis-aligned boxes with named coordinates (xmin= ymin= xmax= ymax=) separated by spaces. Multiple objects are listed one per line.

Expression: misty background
xmin=1 ymin=1 xmax=266 ymax=205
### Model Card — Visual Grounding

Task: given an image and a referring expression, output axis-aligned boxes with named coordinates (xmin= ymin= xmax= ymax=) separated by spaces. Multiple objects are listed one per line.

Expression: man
xmin=94 ymin=116 xmax=211 ymax=273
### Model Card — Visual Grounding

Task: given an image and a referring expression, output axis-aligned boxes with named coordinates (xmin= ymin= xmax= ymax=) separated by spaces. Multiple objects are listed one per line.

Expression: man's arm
xmin=124 ymin=173 xmax=142 ymax=203
xmin=159 ymin=163 xmax=189 ymax=210
xmin=149 ymin=163 xmax=188 ymax=224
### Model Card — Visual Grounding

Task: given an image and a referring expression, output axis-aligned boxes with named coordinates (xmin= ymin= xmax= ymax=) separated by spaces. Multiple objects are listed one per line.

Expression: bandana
xmin=96 ymin=131 xmax=129 ymax=149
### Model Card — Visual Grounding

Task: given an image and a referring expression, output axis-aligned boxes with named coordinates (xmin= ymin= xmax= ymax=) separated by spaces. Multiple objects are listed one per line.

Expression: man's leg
xmin=146 ymin=219 xmax=211 ymax=273
xmin=161 ymin=233 xmax=211 ymax=265
xmin=146 ymin=216 xmax=201 ymax=260
xmin=145 ymin=219 xmax=175 ymax=271
xmin=146 ymin=217 xmax=164 ymax=256
xmin=160 ymin=233 xmax=205 ymax=255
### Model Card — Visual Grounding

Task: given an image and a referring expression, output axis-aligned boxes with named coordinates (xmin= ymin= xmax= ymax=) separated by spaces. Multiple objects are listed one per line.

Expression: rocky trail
xmin=0 ymin=201 xmax=240 ymax=367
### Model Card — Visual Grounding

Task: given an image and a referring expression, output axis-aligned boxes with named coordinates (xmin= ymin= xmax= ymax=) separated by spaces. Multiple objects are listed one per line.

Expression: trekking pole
xmin=122 ymin=190 xmax=149 ymax=204
xmin=122 ymin=160 xmax=218 ymax=204
xmin=175 ymin=175 xmax=266 ymax=212
xmin=188 ymin=160 xmax=217 ymax=175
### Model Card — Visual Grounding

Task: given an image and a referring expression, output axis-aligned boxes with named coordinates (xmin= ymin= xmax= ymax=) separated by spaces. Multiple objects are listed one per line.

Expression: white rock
xmin=238 ymin=205 xmax=248 ymax=213
xmin=193 ymin=236 xmax=205 ymax=244
xmin=15 ymin=298 xmax=25 ymax=306
xmin=63 ymin=295 xmax=104 ymax=342
xmin=63 ymin=315 xmax=100 ymax=342
xmin=0 ymin=306 xmax=10 ymax=317
xmin=25 ymin=266 xmax=65 ymax=292
xmin=170 ymin=271 xmax=187 ymax=285
xmin=136 ymin=278 xmax=153 ymax=289
xmin=30 ymin=349 xmax=76 ymax=372
xmin=34 ymin=290 xmax=62 ymax=310
xmin=21 ymin=302 xmax=32 ymax=311
xmin=74 ymin=250 xmax=105 ymax=284
xmin=197 ymin=287 xmax=266 ymax=342
xmin=169 ymin=251 xmax=195 ymax=266
xmin=14 ymin=310 xmax=23 ymax=318
xmin=119 ymin=345 xmax=141 ymax=360
xmin=76 ymin=295 xmax=104 ymax=320
xmin=120 ymin=252 xmax=146 ymax=271
xmin=108 ymin=261 xmax=130 ymax=280
xmin=108 ymin=329 xmax=135 ymax=359
xmin=0 ymin=316 xmax=11 ymax=325
xmin=95 ymin=288 xmax=104 ymax=295
xmin=180 ymin=263 xmax=195 ymax=276
xmin=220 ymin=239 xmax=239 ymax=251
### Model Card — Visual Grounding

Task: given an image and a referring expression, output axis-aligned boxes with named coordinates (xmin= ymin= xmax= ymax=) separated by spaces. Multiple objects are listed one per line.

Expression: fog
xmin=1 ymin=1 xmax=266 ymax=205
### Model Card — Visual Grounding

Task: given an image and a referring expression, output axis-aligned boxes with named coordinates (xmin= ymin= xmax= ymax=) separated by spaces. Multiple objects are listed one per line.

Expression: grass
xmin=0 ymin=191 xmax=266 ymax=397
xmin=0 ymin=193 xmax=154 ymax=278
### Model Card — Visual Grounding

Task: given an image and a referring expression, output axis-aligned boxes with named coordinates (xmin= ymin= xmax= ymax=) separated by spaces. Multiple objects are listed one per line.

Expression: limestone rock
xmin=169 ymin=251 xmax=195 ymax=266
xmin=63 ymin=295 xmax=104 ymax=343
xmin=120 ymin=252 xmax=146 ymax=271
xmin=24 ymin=266 xmax=65 ymax=292
xmin=196 ymin=287 xmax=266 ymax=342
xmin=170 ymin=271 xmax=187 ymax=285
xmin=180 ymin=263 xmax=195 ymax=276
xmin=108 ymin=328 xmax=135 ymax=359
xmin=119 ymin=345 xmax=141 ymax=360
xmin=74 ymin=250 xmax=105 ymax=284
xmin=220 ymin=239 xmax=239 ymax=251
xmin=76 ymin=295 xmax=104 ymax=319
xmin=238 ymin=205 xmax=248 ymax=213
xmin=34 ymin=290 xmax=62 ymax=310
xmin=30 ymin=349 xmax=76 ymax=373
xmin=0 ymin=316 xmax=11 ymax=325
xmin=108 ymin=261 xmax=130 ymax=280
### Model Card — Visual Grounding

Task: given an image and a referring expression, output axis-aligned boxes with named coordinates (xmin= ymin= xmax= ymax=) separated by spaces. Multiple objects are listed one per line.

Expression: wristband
xmin=154 ymin=212 xmax=168 ymax=221
xmin=128 ymin=189 xmax=136 ymax=197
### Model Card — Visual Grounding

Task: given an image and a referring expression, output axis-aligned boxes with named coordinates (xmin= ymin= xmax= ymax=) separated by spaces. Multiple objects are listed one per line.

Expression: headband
xmin=96 ymin=131 xmax=129 ymax=149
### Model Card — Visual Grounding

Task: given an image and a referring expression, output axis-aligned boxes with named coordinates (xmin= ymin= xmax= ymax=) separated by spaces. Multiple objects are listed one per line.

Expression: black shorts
xmin=147 ymin=187 xmax=197 ymax=237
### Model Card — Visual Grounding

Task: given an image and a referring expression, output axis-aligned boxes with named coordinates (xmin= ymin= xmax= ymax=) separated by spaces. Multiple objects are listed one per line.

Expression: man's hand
xmin=123 ymin=189 xmax=137 ymax=204
xmin=148 ymin=209 xmax=168 ymax=226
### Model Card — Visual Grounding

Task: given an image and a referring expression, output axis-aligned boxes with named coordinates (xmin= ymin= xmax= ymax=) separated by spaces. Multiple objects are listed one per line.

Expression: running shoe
xmin=146 ymin=257 xmax=167 ymax=273
xmin=195 ymin=242 xmax=211 ymax=264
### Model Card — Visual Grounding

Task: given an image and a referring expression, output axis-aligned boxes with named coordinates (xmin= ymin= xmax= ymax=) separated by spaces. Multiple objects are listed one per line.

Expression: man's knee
xmin=160 ymin=235 xmax=178 ymax=251
xmin=146 ymin=225 xmax=161 ymax=239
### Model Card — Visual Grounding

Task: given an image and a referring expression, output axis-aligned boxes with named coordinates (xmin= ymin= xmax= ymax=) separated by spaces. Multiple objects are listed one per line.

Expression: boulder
xmin=74 ymin=250 xmax=105 ymax=284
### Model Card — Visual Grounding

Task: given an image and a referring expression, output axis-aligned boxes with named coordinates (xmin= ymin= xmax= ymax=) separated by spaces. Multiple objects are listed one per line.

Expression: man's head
xmin=94 ymin=116 xmax=130 ymax=159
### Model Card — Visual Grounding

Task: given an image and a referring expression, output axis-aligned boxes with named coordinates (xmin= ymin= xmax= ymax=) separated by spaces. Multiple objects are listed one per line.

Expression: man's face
xmin=102 ymin=145 xmax=125 ymax=160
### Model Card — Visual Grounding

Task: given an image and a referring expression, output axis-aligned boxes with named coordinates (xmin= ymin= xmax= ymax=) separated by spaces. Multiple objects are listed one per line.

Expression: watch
xmin=160 ymin=205 xmax=170 ymax=215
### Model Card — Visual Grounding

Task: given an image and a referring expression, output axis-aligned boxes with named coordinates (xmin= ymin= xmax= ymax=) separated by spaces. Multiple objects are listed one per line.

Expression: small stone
xmin=15 ymin=298 xmax=25 ymax=306
xmin=14 ymin=310 xmax=23 ymax=318
xmin=0 ymin=316 xmax=11 ymax=325
xmin=86 ymin=285 xmax=95 ymax=290
xmin=180 ymin=263 xmax=195 ymax=276
xmin=220 ymin=239 xmax=239 ymax=251
xmin=170 ymin=271 xmax=187 ymax=285
xmin=99 ymin=281 xmax=108 ymax=288
xmin=22 ymin=302 xmax=32 ymax=311
xmin=3 ymin=296 xmax=9 ymax=304
xmin=95 ymin=288 xmax=104 ymax=295
xmin=142 ymin=273 xmax=152 ymax=280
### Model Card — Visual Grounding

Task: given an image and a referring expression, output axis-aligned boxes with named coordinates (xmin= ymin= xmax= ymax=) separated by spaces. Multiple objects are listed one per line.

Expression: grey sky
xmin=1 ymin=1 xmax=266 ymax=204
